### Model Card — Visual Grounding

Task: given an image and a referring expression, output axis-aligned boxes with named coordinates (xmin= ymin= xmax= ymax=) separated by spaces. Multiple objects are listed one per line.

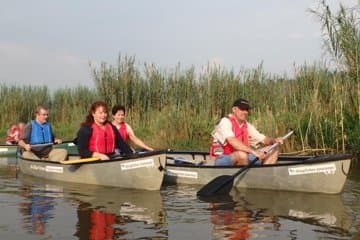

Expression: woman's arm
xmin=76 ymin=125 xmax=94 ymax=158
xmin=127 ymin=125 xmax=153 ymax=151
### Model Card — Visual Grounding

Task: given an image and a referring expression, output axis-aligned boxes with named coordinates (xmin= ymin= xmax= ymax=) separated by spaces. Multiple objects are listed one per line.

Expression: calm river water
xmin=0 ymin=156 xmax=359 ymax=240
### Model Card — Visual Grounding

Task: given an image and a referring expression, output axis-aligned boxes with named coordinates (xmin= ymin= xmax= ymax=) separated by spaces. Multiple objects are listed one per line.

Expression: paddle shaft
xmin=197 ymin=129 xmax=294 ymax=197
xmin=224 ymin=129 xmax=294 ymax=180
xmin=230 ymin=129 xmax=291 ymax=178
xmin=60 ymin=157 xmax=99 ymax=164
xmin=30 ymin=143 xmax=54 ymax=148
xmin=30 ymin=140 xmax=75 ymax=148
xmin=262 ymin=129 xmax=294 ymax=155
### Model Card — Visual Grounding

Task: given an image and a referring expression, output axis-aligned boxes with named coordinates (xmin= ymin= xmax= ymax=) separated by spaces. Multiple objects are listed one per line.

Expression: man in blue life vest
xmin=210 ymin=98 xmax=283 ymax=166
xmin=18 ymin=105 xmax=67 ymax=161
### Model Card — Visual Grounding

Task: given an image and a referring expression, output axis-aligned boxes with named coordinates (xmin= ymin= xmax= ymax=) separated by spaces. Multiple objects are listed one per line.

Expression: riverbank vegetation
xmin=0 ymin=1 xmax=358 ymax=155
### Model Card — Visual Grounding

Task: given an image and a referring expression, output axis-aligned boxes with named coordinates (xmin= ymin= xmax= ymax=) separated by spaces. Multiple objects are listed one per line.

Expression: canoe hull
xmin=0 ymin=142 xmax=77 ymax=156
xmin=165 ymin=151 xmax=352 ymax=194
xmin=0 ymin=145 xmax=18 ymax=156
xmin=19 ymin=152 xmax=166 ymax=191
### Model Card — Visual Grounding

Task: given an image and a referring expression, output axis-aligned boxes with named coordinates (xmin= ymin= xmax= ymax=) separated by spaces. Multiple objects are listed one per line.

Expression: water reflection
xmin=203 ymin=188 xmax=352 ymax=239
xmin=18 ymin=186 xmax=55 ymax=235
xmin=17 ymin=175 xmax=166 ymax=239
xmin=69 ymin=185 xmax=166 ymax=239
xmin=0 ymin=155 xmax=358 ymax=239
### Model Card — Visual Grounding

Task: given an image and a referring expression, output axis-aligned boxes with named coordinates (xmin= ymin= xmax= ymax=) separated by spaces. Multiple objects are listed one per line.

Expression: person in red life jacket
xmin=210 ymin=98 xmax=283 ymax=166
xmin=18 ymin=106 xmax=67 ymax=161
xmin=111 ymin=105 xmax=154 ymax=152
xmin=6 ymin=123 xmax=19 ymax=144
xmin=76 ymin=101 xmax=133 ymax=160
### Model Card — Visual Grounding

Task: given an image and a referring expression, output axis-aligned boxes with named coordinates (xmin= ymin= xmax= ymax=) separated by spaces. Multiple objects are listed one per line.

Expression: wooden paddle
xmin=60 ymin=157 xmax=99 ymax=165
xmin=197 ymin=130 xmax=294 ymax=197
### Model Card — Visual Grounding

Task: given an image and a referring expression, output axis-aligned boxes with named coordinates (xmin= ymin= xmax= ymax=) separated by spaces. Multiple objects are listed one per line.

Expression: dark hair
xmin=112 ymin=105 xmax=126 ymax=115
xmin=35 ymin=105 xmax=49 ymax=114
xmin=82 ymin=101 xmax=109 ymax=126
xmin=232 ymin=98 xmax=251 ymax=110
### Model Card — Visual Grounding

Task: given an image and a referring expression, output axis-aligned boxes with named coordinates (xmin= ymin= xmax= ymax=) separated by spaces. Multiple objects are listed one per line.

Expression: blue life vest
xmin=29 ymin=120 xmax=53 ymax=144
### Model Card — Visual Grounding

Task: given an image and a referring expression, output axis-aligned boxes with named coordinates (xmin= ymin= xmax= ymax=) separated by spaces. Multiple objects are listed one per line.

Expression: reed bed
xmin=0 ymin=58 xmax=358 ymax=155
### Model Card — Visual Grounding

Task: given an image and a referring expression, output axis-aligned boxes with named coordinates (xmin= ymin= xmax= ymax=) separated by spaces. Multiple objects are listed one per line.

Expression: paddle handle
xmin=264 ymin=129 xmax=294 ymax=154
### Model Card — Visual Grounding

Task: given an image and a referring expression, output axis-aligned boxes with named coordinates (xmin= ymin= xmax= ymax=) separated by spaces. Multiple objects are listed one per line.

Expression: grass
xmin=1 ymin=58 xmax=358 ymax=156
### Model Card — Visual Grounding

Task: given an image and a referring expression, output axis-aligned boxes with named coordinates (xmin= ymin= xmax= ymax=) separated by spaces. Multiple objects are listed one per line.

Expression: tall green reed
xmin=1 ymin=58 xmax=358 ymax=154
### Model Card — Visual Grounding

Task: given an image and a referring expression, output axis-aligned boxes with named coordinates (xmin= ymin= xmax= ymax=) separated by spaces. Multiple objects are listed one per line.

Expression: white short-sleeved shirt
xmin=211 ymin=117 xmax=266 ymax=148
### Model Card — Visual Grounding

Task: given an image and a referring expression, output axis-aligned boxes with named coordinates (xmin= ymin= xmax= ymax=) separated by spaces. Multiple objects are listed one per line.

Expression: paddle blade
xmin=197 ymin=175 xmax=234 ymax=197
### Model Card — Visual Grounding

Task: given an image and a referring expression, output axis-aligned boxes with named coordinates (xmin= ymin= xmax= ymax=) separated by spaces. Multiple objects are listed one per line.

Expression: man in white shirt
xmin=211 ymin=98 xmax=283 ymax=166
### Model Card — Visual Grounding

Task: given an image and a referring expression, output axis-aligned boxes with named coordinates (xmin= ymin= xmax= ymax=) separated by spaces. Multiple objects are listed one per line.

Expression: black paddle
xmin=197 ymin=130 xmax=294 ymax=197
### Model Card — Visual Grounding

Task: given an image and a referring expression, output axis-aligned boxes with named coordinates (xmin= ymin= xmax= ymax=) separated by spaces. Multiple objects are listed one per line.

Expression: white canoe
xmin=165 ymin=151 xmax=353 ymax=194
xmin=19 ymin=151 xmax=166 ymax=191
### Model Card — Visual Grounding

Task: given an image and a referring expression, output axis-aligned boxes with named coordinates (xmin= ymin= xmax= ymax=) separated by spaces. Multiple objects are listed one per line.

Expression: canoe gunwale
xmin=165 ymin=151 xmax=353 ymax=194
xmin=19 ymin=149 xmax=167 ymax=165
xmin=165 ymin=151 xmax=353 ymax=169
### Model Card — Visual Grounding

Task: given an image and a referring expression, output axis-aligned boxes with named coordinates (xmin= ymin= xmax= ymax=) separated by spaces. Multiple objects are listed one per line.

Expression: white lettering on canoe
xmin=67 ymin=143 xmax=75 ymax=147
xmin=288 ymin=163 xmax=336 ymax=176
xmin=30 ymin=164 xmax=63 ymax=173
xmin=120 ymin=158 xmax=154 ymax=170
xmin=30 ymin=165 xmax=45 ymax=171
xmin=165 ymin=169 xmax=198 ymax=179
xmin=45 ymin=166 xmax=63 ymax=173
xmin=0 ymin=148 xmax=9 ymax=152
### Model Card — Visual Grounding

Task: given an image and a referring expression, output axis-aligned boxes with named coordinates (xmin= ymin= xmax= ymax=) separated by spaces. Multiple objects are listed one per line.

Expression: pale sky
xmin=0 ymin=0 xmax=357 ymax=90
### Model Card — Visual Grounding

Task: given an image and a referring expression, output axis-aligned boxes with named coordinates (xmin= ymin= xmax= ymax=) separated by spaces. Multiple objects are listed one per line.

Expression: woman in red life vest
xmin=76 ymin=101 xmax=133 ymax=160
xmin=111 ymin=105 xmax=154 ymax=152
xmin=210 ymin=98 xmax=283 ymax=166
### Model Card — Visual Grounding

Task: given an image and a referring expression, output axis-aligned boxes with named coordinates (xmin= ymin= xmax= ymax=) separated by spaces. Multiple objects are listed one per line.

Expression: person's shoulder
xmin=108 ymin=122 xmax=119 ymax=131
xmin=246 ymin=122 xmax=258 ymax=130
xmin=78 ymin=124 xmax=92 ymax=133
xmin=24 ymin=122 xmax=32 ymax=129
xmin=125 ymin=122 xmax=133 ymax=130
xmin=218 ymin=117 xmax=231 ymax=125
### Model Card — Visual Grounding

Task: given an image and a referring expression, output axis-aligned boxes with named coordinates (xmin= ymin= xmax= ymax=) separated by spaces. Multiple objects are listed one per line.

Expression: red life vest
xmin=223 ymin=116 xmax=249 ymax=154
xmin=118 ymin=122 xmax=129 ymax=142
xmin=90 ymin=211 xmax=115 ymax=240
xmin=7 ymin=127 xmax=18 ymax=142
xmin=210 ymin=115 xmax=249 ymax=157
xmin=88 ymin=123 xmax=115 ymax=154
